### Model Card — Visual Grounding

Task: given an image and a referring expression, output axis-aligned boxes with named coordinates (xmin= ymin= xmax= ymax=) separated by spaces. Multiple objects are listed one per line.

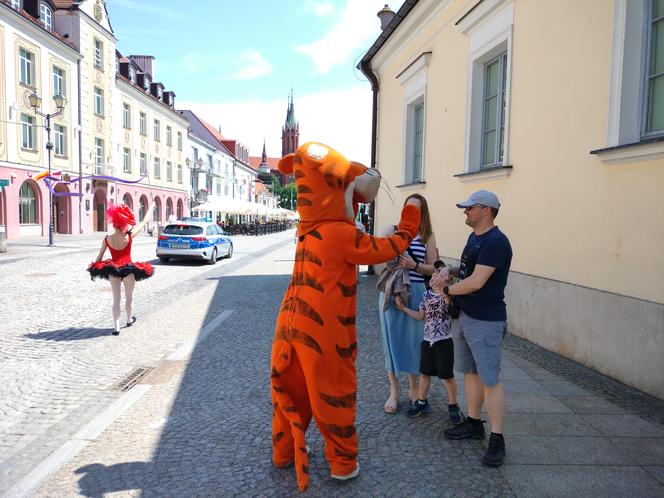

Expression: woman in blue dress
xmin=379 ymin=193 xmax=438 ymax=413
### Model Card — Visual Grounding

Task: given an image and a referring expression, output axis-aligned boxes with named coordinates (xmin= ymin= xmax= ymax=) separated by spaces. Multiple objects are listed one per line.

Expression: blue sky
xmin=108 ymin=0 xmax=405 ymax=163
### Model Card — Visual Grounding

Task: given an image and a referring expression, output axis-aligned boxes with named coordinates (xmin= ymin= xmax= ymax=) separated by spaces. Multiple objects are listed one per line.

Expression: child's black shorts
xmin=420 ymin=338 xmax=454 ymax=380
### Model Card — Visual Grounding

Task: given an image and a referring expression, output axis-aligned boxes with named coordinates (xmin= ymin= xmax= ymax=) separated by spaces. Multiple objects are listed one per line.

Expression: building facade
xmin=178 ymin=110 xmax=243 ymax=211
xmin=0 ymin=0 xmax=190 ymax=239
xmin=360 ymin=0 xmax=664 ymax=398
xmin=114 ymin=53 xmax=189 ymax=228
xmin=0 ymin=0 xmax=81 ymax=238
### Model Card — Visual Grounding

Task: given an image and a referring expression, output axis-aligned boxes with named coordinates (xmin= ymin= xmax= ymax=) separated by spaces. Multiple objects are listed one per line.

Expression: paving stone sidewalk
xmin=21 ymin=240 xmax=664 ymax=497
xmin=0 ymin=229 xmax=295 ymax=496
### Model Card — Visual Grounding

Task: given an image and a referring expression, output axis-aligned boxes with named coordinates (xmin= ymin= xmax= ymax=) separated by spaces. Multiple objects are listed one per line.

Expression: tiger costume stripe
xmin=270 ymin=142 xmax=420 ymax=491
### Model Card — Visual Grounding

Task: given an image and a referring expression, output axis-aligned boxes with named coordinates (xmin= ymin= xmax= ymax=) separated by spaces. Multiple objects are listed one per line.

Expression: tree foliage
xmin=270 ymin=175 xmax=297 ymax=211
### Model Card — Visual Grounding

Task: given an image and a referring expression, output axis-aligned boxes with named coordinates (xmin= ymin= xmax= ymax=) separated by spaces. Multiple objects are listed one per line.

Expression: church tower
xmin=281 ymin=89 xmax=299 ymax=157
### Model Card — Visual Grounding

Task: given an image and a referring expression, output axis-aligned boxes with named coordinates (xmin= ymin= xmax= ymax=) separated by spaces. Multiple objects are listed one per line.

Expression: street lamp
xmin=29 ymin=91 xmax=66 ymax=247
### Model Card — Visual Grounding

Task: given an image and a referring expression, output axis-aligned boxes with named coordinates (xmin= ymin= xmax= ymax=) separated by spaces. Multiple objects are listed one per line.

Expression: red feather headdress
xmin=107 ymin=203 xmax=136 ymax=231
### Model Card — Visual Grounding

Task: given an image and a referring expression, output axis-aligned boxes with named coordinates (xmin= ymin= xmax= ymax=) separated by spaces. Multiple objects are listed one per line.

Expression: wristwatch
xmin=443 ymin=285 xmax=450 ymax=295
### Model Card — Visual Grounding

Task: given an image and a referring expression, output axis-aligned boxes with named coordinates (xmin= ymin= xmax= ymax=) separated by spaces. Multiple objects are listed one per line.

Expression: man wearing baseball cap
xmin=432 ymin=189 xmax=512 ymax=467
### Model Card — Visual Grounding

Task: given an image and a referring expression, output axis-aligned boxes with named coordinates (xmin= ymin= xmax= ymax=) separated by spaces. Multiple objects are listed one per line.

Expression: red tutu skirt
xmin=87 ymin=260 xmax=154 ymax=281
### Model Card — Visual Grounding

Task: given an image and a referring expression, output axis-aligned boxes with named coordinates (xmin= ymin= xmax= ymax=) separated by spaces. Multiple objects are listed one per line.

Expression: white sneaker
xmin=331 ymin=463 xmax=360 ymax=481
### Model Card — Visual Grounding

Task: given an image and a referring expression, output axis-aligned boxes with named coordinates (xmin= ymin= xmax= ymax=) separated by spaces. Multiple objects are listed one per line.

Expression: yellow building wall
xmin=373 ymin=0 xmax=664 ymax=305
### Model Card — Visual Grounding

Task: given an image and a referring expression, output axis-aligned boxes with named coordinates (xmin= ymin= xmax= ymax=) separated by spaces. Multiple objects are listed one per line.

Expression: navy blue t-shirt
xmin=454 ymin=226 xmax=512 ymax=321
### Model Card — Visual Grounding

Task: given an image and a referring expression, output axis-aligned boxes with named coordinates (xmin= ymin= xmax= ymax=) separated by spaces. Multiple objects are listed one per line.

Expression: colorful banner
xmin=42 ymin=174 xmax=146 ymax=197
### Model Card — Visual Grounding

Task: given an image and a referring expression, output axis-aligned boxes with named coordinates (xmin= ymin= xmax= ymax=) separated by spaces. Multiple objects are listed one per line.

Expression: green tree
xmin=280 ymin=182 xmax=297 ymax=211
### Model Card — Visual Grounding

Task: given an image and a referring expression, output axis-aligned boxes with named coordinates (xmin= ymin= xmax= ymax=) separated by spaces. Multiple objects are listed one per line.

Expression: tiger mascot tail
xmin=270 ymin=142 xmax=421 ymax=491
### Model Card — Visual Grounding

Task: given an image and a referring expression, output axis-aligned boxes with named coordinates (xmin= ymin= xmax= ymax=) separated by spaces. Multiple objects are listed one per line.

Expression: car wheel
xmin=226 ymin=243 xmax=233 ymax=259
xmin=208 ymin=248 xmax=217 ymax=265
xmin=159 ymin=256 xmax=170 ymax=263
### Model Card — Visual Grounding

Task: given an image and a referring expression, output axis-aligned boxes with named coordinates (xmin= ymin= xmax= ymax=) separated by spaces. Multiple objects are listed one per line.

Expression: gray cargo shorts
xmin=451 ymin=310 xmax=507 ymax=387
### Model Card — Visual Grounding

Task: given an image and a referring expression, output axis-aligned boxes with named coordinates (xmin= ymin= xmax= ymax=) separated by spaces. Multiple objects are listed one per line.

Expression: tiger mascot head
xmin=278 ymin=142 xmax=380 ymax=235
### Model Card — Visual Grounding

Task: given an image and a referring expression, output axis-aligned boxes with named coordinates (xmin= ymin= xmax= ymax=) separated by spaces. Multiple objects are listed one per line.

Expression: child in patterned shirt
xmin=395 ymin=266 xmax=462 ymax=423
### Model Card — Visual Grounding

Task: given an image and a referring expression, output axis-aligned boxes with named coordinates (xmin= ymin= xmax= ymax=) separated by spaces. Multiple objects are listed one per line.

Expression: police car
xmin=156 ymin=217 xmax=233 ymax=264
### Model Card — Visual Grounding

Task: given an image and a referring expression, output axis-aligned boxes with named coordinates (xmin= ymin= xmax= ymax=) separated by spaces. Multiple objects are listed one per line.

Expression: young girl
xmin=395 ymin=267 xmax=462 ymax=424
xmin=87 ymin=201 xmax=155 ymax=335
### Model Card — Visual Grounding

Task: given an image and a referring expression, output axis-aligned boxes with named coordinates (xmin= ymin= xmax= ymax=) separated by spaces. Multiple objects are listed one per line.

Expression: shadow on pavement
xmin=25 ymin=327 xmax=112 ymax=341
xmin=69 ymin=273 xmax=511 ymax=497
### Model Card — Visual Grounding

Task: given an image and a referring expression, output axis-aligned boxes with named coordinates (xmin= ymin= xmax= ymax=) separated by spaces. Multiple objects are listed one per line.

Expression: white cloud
xmin=296 ymin=0 xmax=389 ymax=74
xmin=179 ymin=86 xmax=374 ymax=167
xmin=182 ymin=52 xmax=199 ymax=74
xmin=307 ymin=1 xmax=334 ymax=16
xmin=231 ymin=51 xmax=273 ymax=80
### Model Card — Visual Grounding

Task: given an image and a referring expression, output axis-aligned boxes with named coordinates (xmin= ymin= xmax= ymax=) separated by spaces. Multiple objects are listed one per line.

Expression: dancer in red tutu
xmin=87 ymin=201 xmax=155 ymax=335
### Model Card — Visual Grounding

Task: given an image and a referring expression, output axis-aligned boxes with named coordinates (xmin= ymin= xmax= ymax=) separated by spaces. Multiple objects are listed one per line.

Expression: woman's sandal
xmin=126 ymin=316 xmax=137 ymax=327
xmin=384 ymin=398 xmax=398 ymax=414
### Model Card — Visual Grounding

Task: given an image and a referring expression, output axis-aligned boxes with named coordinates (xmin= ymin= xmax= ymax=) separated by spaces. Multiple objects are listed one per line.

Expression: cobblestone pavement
xmin=3 ymin=234 xmax=664 ymax=497
xmin=0 ymin=229 xmax=296 ymax=495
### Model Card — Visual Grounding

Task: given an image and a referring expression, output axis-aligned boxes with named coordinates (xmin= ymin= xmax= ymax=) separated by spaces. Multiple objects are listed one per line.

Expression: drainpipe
xmin=77 ymin=58 xmax=83 ymax=233
xmin=359 ymin=58 xmax=379 ymax=274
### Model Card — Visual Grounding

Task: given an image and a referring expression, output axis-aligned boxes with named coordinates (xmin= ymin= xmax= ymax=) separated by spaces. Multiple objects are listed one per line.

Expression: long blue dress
xmin=379 ymin=281 xmax=425 ymax=376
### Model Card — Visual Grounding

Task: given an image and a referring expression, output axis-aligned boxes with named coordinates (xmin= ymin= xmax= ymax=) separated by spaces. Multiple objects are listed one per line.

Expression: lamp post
xmin=29 ymin=91 xmax=66 ymax=247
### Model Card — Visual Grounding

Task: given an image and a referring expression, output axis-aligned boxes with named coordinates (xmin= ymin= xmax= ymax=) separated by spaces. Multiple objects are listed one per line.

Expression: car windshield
xmin=163 ymin=224 xmax=204 ymax=235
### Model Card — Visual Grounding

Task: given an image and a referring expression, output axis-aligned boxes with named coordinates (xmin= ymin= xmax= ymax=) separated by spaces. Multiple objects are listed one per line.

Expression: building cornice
xmin=369 ymin=0 xmax=454 ymax=74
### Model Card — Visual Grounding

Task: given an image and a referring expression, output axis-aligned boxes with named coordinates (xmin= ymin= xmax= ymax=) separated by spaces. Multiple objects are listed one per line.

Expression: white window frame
xmin=166 ymin=160 xmax=173 ymax=181
xmin=397 ymin=52 xmax=430 ymax=185
xmin=480 ymin=52 xmax=508 ymax=168
xmin=177 ymin=131 xmax=183 ymax=151
xmin=20 ymin=113 xmax=35 ymax=150
xmin=93 ymin=39 xmax=104 ymax=70
xmin=643 ymin=0 xmax=664 ymax=136
xmin=154 ymin=119 xmax=160 ymax=142
xmin=177 ymin=164 xmax=182 ymax=184
xmin=19 ymin=48 xmax=33 ymax=86
xmin=123 ymin=147 xmax=131 ymax=173
xmin=54 ymin=124 xmax=66 ymax=156
xmin=11 ymin=0 xmax=21 ymax=10
xmin=94 ymin=87 xmax=104 ymax=116
xmin=140 ymin=152 xmax=147 ymax=175
xmin=166 ymin=126 xmax=172 ymax=146
xmin=123 ymin=103 xmax=131 ymax=129
xmin=94 ymin=138 xmax=104 ymax=174
xmin=139 ymin=111 xmax=147 ymax=135
xmin=53 ymin=66 xmax=65 ymax=98
xmin=129 ymin=66 xmax=136 ymax=83
xmin=154 ymin=157 xmax=161 ymax=179
xmin=594 ymin=0 xmax=664 ymax=164
xmin=39 ymin=2 xmax=52 ymax=30
xmin=460 ymin=0 xmax=514 ymax=179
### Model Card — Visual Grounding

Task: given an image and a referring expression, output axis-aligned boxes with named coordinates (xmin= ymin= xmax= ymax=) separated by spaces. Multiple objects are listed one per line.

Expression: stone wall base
xmin=507 ymin=271 xmax=664 ymax=400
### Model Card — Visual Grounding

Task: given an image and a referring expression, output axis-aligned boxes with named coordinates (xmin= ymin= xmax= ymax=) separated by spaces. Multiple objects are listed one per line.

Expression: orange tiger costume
xmin=270 ymin=142 xmax=421 ymax=491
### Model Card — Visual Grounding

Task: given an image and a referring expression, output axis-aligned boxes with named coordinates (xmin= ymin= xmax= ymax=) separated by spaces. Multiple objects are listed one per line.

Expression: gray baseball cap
xmin=456 ymin=190 xmax=500 ymax=209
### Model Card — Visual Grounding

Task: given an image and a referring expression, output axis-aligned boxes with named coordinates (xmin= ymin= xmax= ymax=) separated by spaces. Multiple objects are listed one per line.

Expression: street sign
xmin=0 ymin=179 xmax=9 ymax=192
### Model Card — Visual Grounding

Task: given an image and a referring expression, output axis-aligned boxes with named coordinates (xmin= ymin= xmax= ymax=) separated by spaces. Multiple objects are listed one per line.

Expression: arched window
xmin=139 ymin=197 xmax=147 ymax=221
xmin=19 ymin=182 xmax=38 ymax=224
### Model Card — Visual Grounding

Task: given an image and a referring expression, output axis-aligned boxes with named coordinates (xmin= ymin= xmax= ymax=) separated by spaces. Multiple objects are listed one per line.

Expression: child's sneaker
xmin=448 ymin=403 xmax=463 ymax=424
xmin=406 ymin=399 xmax=429 ymax=418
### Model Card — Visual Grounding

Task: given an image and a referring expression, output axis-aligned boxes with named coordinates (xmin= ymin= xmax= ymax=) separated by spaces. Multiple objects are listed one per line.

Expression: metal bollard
xmin=0 ymin=225 xmax=7 ymax=253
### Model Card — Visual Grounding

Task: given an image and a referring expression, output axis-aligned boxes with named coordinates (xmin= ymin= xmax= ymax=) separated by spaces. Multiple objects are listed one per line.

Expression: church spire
xmin=286 ymin=88 xmax=296 ymax=126
xmin=282 ymin=89 xmax=299 ymax=157
xmin=258 ymin=138 xmax=270 ymax=174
